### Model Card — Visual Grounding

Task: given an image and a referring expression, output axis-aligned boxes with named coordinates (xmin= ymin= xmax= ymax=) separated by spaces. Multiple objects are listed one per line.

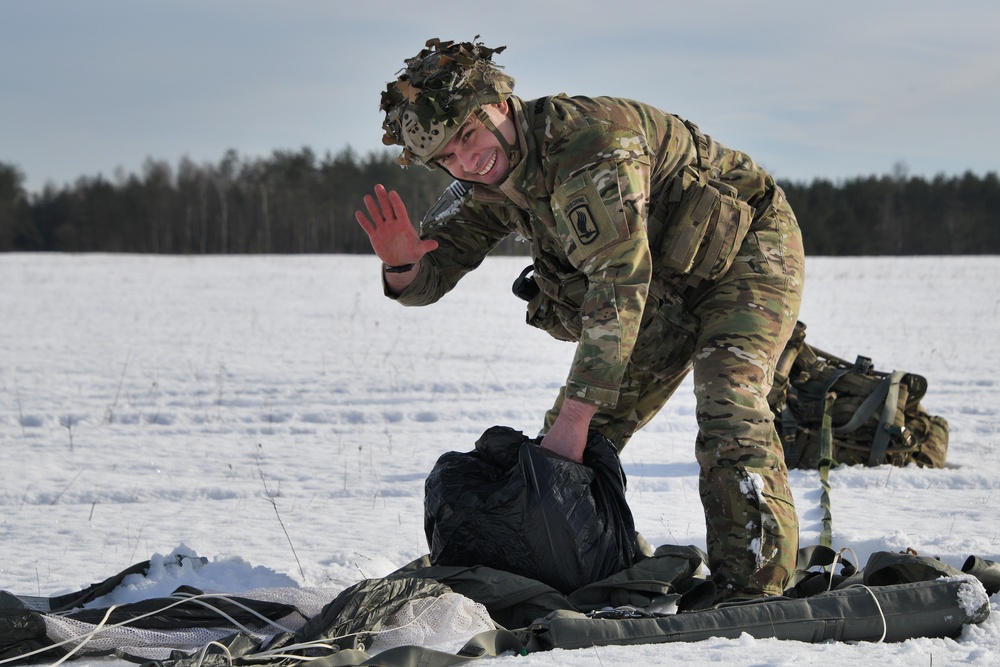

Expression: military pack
xmin=767 ymin=321 xmax=949 ymax=471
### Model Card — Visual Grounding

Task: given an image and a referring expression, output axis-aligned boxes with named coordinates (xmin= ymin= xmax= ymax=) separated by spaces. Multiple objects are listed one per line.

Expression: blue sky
xmin=3 ymin=0 xmax=998 ymax=192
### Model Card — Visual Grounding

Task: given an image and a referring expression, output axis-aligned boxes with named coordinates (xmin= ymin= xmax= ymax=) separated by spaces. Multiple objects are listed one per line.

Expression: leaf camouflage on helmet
xmin=380 ymin=37 xmax=515 ymax=167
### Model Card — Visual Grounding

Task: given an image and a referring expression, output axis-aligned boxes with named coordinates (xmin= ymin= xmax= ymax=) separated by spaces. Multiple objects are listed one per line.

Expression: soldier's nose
xmin=457 ymin=151 xmax=478 ymax=173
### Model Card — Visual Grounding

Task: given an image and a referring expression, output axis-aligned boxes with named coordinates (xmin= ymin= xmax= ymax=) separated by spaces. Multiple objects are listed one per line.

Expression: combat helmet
xmin=380 ymin=37 xmax=515 ymax=168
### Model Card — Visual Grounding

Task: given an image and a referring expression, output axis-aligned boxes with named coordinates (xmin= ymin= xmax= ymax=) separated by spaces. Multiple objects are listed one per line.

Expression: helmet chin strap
xmin=473 ymin=107 xmax=520 ymax=182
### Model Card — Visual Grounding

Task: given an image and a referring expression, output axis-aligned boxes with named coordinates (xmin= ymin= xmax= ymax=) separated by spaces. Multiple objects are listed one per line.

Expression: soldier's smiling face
xmin=435 ymin=102 xmax=516 ymax=185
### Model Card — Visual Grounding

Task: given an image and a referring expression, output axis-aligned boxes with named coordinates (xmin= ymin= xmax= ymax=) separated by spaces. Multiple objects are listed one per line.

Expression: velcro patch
xmin=553 ymin=169 xmax=625 ymax=266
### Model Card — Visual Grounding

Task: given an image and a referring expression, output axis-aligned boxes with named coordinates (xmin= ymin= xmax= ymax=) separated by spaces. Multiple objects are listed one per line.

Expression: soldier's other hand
xmin=355 ymin=184 xmax=438 ymax=266
xmin=540 ymin=398 xmax=597 ymax=463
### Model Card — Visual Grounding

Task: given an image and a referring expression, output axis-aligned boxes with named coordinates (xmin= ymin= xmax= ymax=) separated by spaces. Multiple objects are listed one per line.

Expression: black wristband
xmin=384 ymin=262 xmax=415 ymax=274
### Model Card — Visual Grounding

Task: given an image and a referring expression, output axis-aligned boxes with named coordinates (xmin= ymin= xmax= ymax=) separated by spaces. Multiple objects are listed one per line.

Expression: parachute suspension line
xmin=0 ymin=603 xmax=120 ymax=667
xmin=826 ymin=546 xmax=861 ymax=592
xmin=248 ymin=644 xmax=342 ymax=662
xmin=249 ymin=593 xmax=481 ymax=661
xmin=170 ymin=591 xmax=300 ymax=634
xmin=848 ymin=584 xmax=888 ymax=643
xmin=0 ymin=591 xmax=300 ymax=667
xmin=190 ymin=640 xmax=236 ymax=667
xmin=49 ymin=604 xmax=117 ymax=666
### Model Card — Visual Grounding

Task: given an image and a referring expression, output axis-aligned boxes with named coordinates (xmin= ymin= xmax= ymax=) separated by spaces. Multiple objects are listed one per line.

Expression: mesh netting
xmin=35 ymin=587 xmax=494 ymax=661
xmin=40 ymin=587 xmax=334 ymax=661
xmin=366 ymin=592 xmax=496 ymax=655
xmin=43 ymin=614 xmax=265 ymax=661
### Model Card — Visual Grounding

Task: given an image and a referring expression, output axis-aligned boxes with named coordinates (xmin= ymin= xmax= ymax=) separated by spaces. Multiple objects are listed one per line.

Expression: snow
xmin=1 ymin=252 xmax=999 ymax=666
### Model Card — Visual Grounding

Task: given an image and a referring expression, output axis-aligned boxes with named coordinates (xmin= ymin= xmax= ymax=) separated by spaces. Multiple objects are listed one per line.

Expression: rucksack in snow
xmin=767 ymin=321 xmax=949 ymax=471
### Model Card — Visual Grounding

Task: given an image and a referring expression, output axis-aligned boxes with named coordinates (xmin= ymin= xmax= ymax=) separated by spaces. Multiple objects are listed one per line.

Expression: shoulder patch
xmin=552 ymin=169 xmax=626 ymax=266
xmin=566 ymin=196 xmax=600 ymax=246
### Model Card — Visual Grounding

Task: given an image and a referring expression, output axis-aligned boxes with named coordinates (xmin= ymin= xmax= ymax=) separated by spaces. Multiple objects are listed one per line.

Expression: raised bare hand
xmin=355 ymin=184 xmax=438 ymax=266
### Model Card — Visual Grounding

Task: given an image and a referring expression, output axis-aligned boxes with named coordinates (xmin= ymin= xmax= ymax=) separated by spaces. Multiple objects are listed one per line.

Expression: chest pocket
xmin=649 ymin=165 xmax=752 ymax=282
xmin=648 ymin=119 xmax=753 ymax=282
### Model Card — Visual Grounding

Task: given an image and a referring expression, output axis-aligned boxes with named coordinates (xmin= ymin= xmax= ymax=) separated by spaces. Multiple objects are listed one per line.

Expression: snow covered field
xmin=2 ymin=252 xmax=999 ymax=665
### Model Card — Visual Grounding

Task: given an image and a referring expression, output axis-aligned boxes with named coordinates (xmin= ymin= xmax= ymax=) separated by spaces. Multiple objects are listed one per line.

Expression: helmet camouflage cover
xmin=380 ymin=37 xmax=515 ymax=167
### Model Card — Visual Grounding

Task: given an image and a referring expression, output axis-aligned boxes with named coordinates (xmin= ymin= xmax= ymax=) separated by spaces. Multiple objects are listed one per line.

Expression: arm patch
xmin=552 ymin=169 xmax=626 ymax=267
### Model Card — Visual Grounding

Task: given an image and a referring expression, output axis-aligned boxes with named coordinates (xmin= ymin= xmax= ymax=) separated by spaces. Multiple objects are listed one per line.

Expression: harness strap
xmin=312 ymin=628 xmax=525 ymax=666
xmin=867 ymin=371 xmax=906 ymax=466
xmin=787 ymin=544 xmax=860 ymax=596
xmin=680 ymin=119 xmax=712 ymax=174
xmin=812 ymin=361 xmax=856 ymax=548
xmin=817 ymin=392 xmax=836 ymax=548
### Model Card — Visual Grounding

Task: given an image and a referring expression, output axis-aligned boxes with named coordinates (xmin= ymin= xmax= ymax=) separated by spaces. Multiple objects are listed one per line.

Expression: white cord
xmin=171 ymin=591 xmax=300 ymax=635
xmin=250 ymin=592 xmax=496 ymax=661
xmin=190 ymin=639 xmax=236 ymax=667
xmin=826 ymin=546 xmax=861 ymax=591
xmin=48 ymin=604 xmax=117 ymax=666
xmin=847 ymin=584 xmax=887 ymax=642
xmin=0 ymin=590 xmax=301 ymax=665
xmin=0 ymin=590 xmax=492 ymax=666
xmin=247 ymin=594 xmax=453 ymax=660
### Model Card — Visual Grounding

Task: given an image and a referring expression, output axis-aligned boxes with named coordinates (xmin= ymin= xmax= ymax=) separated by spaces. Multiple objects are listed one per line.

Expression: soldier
xmin=355 ymin=38 xmax=805 ymax=602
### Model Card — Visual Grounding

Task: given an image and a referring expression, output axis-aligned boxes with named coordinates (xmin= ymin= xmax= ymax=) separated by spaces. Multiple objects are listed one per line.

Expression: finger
xmin=375 ymin=185 xmax=395 ymax=220
xmin=355 ymin=209 xmax=376 ymax=235
xmin=363 ymin=194 xmax=384 ymax=223
xmin=386 ymin=189 xmax=407 ymax=220
xmin=418 ymin=238 xmax=439 ymax=254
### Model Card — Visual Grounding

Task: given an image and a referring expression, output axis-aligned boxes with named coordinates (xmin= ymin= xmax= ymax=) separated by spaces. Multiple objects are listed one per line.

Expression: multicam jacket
xmin=387 ymin=94 xmax=779 ymax=408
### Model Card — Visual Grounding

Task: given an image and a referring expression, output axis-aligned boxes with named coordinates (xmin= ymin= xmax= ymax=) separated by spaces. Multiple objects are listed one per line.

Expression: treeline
xmin=0 ymin=148 xmax=458 ymax=255
xmin=782 ymin=170 xmax=1000 ymax=255
xmin=1 ymin=150 xmax=998 ymax=255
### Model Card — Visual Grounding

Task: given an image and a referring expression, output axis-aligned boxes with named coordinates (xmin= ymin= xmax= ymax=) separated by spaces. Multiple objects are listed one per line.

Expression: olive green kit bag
xmin=767 ymin=320 xmax=949 ymax=471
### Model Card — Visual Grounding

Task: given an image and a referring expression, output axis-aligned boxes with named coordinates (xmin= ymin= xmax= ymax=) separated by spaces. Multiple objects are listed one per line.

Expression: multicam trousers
xmin=544 ymin=190 xmax=805 ymax=597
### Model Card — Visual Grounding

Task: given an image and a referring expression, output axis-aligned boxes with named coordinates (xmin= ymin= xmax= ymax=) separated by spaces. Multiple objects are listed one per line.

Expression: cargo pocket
xmin=523 ymin=268 xmax=586 ymax=342
xmin=650 ymin=167 xmax=753 ymax=282
xmin=628 ymin=292 xmax=700 ymax=379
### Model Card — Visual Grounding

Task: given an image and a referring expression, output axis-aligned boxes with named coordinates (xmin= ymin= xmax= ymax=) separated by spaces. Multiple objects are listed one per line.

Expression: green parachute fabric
xmin=2 ymin=545 xmax=992 ymax=666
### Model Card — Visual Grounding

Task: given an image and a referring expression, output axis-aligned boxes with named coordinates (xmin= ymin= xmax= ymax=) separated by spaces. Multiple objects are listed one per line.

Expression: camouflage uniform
xmin=388 ymin=93 xmax=804 ymax=597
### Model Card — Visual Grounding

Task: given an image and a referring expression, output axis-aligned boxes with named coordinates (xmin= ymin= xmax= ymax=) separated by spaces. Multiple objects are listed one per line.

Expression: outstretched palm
xmin=355 ymin=184 xmax=438 ymax=265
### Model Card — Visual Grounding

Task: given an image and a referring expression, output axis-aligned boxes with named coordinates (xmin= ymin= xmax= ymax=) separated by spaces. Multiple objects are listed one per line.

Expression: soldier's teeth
xmin=477 ymin=152 xmax=496 ymax=176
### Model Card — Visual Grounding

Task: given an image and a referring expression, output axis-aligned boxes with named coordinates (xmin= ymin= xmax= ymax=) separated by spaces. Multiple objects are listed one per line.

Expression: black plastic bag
xmin=424 ymin=425 xmax=638 ymax=594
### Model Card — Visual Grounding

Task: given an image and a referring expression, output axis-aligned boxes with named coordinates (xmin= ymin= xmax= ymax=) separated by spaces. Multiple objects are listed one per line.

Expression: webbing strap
xmin=831 ymin=377 xmax=892 ymax=437
xmin=681 ymin=119 xmax=712 ymax=173
xmin=310 ymin=629 xmax=526 ymax=667
xmin=866 ymin=371 xmax=906 ymax=467
xmin=817 ymin=392 xmax=836 ymax=548
xmin=815 ymin=365 xmax=852 ymax=548
xmin=475 ymin=107 xmax=517 ymax=167
xmin=787 ymin=544 xmax=859 ymax=594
